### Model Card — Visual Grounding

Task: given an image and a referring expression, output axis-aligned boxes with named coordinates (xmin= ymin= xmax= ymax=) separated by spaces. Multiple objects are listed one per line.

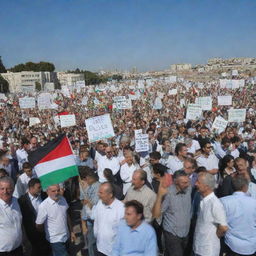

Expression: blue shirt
xmin=112 ymin=220 xmax=157 ymax=256
xmin=220 ymin=192 xmax=256 ymax=255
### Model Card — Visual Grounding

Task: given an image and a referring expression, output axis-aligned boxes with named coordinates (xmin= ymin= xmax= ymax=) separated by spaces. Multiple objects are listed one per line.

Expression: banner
xmin=228 ymin=109 xmax=246 ymax=123
xmin=29 ymin=117 xmax=41 ymax=127
xmin=217 ymin=96 xmax=232 ymax=106
xmin=169 ymin=89 xmax=177 ymax=95
xmin=186 ymin=104 xmax=202 ymax=120
xmin=212 ymin=116 xmax=228 ymax=134
xmin=60 ymin=114 xmax=76 ymax=128
xmin=85 ymin=114 xmax=115 ymax=143
xmin=195 ymin=97 xmax=212 ymax=111
xmin=19 ymin=97 xmax=36 ymax=109
xmin=135 ymin=130 xmax=149 ymax=152
xmin=37 ymin=93 xmax=52 ymax=109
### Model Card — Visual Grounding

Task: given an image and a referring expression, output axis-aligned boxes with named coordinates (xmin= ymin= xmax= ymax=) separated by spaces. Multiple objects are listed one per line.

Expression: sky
xmin=0 ymin=0 xmax=256 ymax=72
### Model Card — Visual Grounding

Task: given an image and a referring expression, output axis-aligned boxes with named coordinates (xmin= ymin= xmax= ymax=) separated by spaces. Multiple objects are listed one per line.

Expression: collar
xmin=28 ymin=192 xmax=40 ymax=201
xmin=233 ymin=191 xmax=247 ymax=196
xmin=202 ymin=192 xmax=214 ymax=203
xmin=0 ymin=197 xmax=13 ymax=208
xmin=104 ymin=198 xmax=116 ymax=209
xmin=48 ymin=196 xmax=59 ymax=205
xmin=129 ymin=221 xmax=144 ymax=233
xmin=133 ymin=184 xmax=146 ymax=192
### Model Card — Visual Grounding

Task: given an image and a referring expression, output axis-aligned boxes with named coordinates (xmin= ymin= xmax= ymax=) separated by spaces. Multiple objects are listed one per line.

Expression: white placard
xmin=53 ymin=116 xmax=60 ymax=126
xmin=217 ymin=96 xmax=232 ymax=106
xmin=169 ymin=89 xmax=177 ymax=95
xmin=60 ymin=114 xmax=76 ymax=128
xmin=81 ymin=96 xmax=88 ymax=105
xmin=44 ymin=82 xmax=55 ymax=91
xmin=180 ymin=99 xmax=186 ymax=107
xmin=113 ymin=96 xmax=126 ymax=102
xmin=0 ymin=93 xmax=7 ymax=101
xmin=19 ymin=97 xmax=36 ymax=109
xmin=228 ymin=109 xmax=246 ymax=123
xmin=29 ymin=117 xmax=41 ymax=127
xmin=195 ymin=97 xmax=212 ymax=111
xmin=166 ymin=76 xmax=177 ymax=83
xmin=186 ymin=104 xmax=202 ymax=120
xmin=113 ymin=98 xmax=132 ymax=110
xmin=85 ymin=114 xmax=115 ymax=143
xmin=37 ymin=93 xmax=52 ymax=109
xmin=153 ymin=97 xmax=163 ymax=110
xmin=135 ymin=133 xmax=149 ymax=152
xmin=232 ymin=70 xmax=238 ymax=76
xmin=212 ymin=116 xmax=228 ymax=134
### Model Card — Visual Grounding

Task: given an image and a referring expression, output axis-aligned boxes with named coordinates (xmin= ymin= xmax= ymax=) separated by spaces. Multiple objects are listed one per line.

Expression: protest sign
xmin=217 ymin=96 xmax=232 ymax=106
xmin=195 ymin=96 xmax=212 ymax=111
xmin=135 ymin=130 xmax=149 ymax=152
xmin=166 ymin=76 xmax=177 ymax=83
xmin=232 ymin=70 xmax=238 ymax=76
xmin=44 ymin=82 xmax=55 ymax=91
xmin=19 ymin=97 xmax=36 ymax=109
xmin=53 ymin=116 xmax=60 ymax=126
xmin=81 ymin=96 xmax=88 ymax=105
xmin=228 ymin=109 xmax=246 ymax=123
xmin=37 ymin=93 xmax=52 ymax=109
xmin=180 ymin=99 xmax=186 ymax=107
xmin=153 ymin=97 xmax=163 ymax=110
xmin=0 ymin=93 xmax=7 ymax=101
xmin=157 ymin=92 xmax=165 ymax=99
xmin=60 ymin=114 xmax=76 ymax=128
xmin=29 ymin=117 xmax=41 ymax=127
xmin=113 ymin=96 xmax=126 ymax=102
xmin=113 ymin=98 xmax=132 ymax=109
xmin=212 ymin=116 xmax=228 ymax=134
xmin=85 ymin=114 xmax=115 ymax=143
xmin=169 ymin=89 xmax=177 ymax=95
xmin=186 ymin=104 xmax=202 ymax=120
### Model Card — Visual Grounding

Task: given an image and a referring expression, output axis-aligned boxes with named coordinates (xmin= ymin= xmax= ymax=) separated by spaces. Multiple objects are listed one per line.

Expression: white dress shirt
xmin=97 ymin=156 xmax=120 ymax=182
xmin=187 ymin=140 xmax=201 ymax=154
xmin=36 ymin=196 xmax=69 ymax=243
xmin=16 ymin=148 xmax=28 ymax=170
xmin=0 ymin=197 xmax=23 ymax=252
xmin=166 ymin=156 xmax=184 ymax=174
xmin=193 ymin=192 xmax=227 ymax=256
xmin=196 ymin=153 xmax=219 ymax=171
xmin=120 ymin=163 xmax=137 ymax=195
xmin=28 ymin=192 xmax=42 ymax=214
xmin=93 ymin=199 xmax=124 ymax=255
xmin=13 ymin=173 xmax=33 ymax=199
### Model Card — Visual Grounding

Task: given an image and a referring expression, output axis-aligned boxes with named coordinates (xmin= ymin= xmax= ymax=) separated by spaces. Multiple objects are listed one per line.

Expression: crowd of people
xmin=0 ymin=75 xmax=256 ymax=256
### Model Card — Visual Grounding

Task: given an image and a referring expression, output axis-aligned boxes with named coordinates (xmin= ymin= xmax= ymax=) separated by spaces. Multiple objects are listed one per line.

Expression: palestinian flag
xmin=28 ymin=134 xmax=78 ymax=189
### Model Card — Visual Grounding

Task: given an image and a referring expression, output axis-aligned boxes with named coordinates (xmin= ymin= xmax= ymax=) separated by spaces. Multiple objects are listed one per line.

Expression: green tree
xmin=9 ymin=61 xmax=55 ymax=72
xmin=112 ymin=74 xmax=123 ymax=81
xmin=0 ymin=57 xmax=7 ymax=73
xmin=0 ymin=75 xmax=9 ymax=92
xmin=35 ymin=81 xmax=42 ymax=91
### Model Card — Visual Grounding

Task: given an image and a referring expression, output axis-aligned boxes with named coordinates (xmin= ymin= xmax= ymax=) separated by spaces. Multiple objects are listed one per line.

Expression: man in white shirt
xmin=16 ymin=138 xmax=29 ymax=170
xmin=96 ymin=146 xmax=120 ymax=182
xmin=193 ymin=172 xmax=228 ymax=256
xmin=13 ymin=162 xmax=34 ymax=198
xmin=93 ymin=182 xmax=124 ymax=256
xmin=166 ymin=143 xmax=187 ymax=174
xmin=0 ymin=177 xmax=23 ymax=255
xmin=36 ymin=184 xmax=76 ymax=256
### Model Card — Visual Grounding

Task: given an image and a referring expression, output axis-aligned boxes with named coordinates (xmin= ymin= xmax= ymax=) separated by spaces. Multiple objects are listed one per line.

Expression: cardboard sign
xmin=37 ymin=93 xmax=52 ymax=109
xmin=113 ymin=98 xmax=132 ymax=110
xmin=169 ymin=89 xmax=177 ymax=95
xmin=186 ymin=104 xmax=202 ymax=120
xmin=217 ymin=96 xmax=232 ymax=106
xmin=135 ymin=130 xmax=149 ymax=152
xmin=29 ymin=117 xmax=41 ymax=127
xmin=60 ymin=114 xmax=76 ymax=128
xmin=212 ymin=116 xmax=228 ymax=134
xmin=228 ymin=109 xmax=246 ymax=123
xmin=195 ymin=97 xmax=212 ymax=111
xmin=19 ymin=97 xmax=36 ymax=109
xmin=85 ymin=114 xmax=115 ymax=143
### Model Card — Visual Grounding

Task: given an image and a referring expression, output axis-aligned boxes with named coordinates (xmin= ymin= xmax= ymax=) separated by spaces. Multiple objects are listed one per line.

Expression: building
xmin=170 ymin=64 xmax=192 ymax=72
xmin=57 ymin=72 xmax=84 ymax=86
xmin=1 ymin=71 xmax=56 ymax=93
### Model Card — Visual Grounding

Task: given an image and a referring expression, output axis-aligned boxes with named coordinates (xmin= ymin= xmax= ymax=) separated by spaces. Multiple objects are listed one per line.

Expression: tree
xmin=0 ymin=57 xmax=7 ymax=73
xmin=0 ymin=75 xmax=9 ymax=92
xmin=112 ymin=74 xmax=123 ymax=81
xmin=35 ymin=81 xmax=42 ymax=91
xmin=9 ymin=61 xmax=55 ymax=72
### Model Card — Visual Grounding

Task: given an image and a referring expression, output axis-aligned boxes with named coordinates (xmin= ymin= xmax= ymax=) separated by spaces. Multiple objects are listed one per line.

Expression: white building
xmin=57 ymin=72 xmax=84 ymax=86
xmin=1 ymin=71 xmax=55 ymax=93
xmin=170 ymin=64 xmax=192 ymax=72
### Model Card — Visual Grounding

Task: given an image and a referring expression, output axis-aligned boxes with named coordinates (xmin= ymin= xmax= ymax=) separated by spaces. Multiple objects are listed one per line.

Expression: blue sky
xmin=1 ymin=0 xmax=256 ymax=71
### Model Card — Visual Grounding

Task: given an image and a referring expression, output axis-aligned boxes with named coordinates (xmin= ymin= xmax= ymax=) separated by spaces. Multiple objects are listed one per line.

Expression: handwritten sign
xmin=37 ymin=93 xmax=52 ymax=109
xmin=212 ymin=116 xmax=228 ymax=134
xmin=186 ymin=104 xmax=202 ymax=120
xmin=85 ymin=114 xmax=115 ymax=143
xmin=217 ymin=96 xmax=232 ymax=106
xmin=169 ymin=89 xmax=177 ymax=95
xmin=113 ymin=98 xmax=132 ymax=109
xmin=19 ymin=97 xmax=36 ymax=109
xmin=135 ymin=130 xmax=149 ymax=152
xmin=195 ymin=97 xmax=212 ymax=111
xmin=228 ymin=109 xmax=246 ymax=123
xmin=60 ymin=114 xmax=76 ymax=128
xmin=29 ymin=117 xmax=41 ymax=127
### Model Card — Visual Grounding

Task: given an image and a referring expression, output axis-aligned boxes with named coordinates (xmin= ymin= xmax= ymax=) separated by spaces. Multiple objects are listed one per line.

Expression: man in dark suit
xmin=18 ymin=178 xmax=51 ymax=256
